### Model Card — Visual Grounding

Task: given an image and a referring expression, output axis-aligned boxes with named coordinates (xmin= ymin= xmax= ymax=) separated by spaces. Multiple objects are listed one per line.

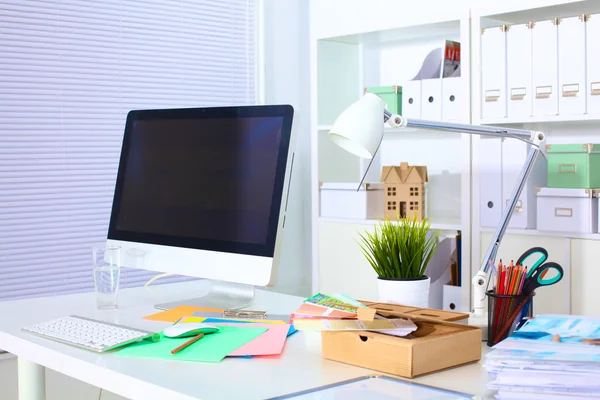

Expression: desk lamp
xmin=328 ymin=93 xmax=546 ymax=327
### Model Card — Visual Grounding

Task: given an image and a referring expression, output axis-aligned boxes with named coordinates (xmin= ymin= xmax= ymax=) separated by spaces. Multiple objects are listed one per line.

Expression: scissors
xmin=515 ymin=247 xmax=564 ymax=294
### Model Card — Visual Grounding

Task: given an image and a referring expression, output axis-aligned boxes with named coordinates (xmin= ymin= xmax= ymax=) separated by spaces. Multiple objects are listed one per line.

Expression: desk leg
xmin=17 ymin=357 xmax=46 ymax=400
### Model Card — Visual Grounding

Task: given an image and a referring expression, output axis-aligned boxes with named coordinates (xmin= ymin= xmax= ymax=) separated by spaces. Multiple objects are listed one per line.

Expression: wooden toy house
xmin=380 ymin=162 xmax=428 ymax=220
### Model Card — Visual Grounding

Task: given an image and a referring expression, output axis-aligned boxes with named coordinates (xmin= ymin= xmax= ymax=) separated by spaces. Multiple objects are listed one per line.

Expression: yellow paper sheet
xmin=143 ymin=306 xmax=222 ymax=323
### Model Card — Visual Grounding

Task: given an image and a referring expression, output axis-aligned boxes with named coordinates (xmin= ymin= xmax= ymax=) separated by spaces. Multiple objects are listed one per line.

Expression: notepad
xmin=115 ymin=325 xmax=267 ymax=363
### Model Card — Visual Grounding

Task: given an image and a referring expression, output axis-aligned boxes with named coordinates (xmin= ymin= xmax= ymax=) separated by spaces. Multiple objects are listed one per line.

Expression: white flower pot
xmin=376 ymin=276 xmax=431 ymax=308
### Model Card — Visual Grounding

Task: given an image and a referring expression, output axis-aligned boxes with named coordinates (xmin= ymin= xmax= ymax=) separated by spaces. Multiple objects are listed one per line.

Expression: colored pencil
xmin=171 ymin=333 xmax=204 ymax=355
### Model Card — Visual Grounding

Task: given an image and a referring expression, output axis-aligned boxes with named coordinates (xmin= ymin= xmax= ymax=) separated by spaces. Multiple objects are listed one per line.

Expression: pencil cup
xmin=487 ymin=290 xmax=535 ymax=347
xmin=92 ymin=244 xmax=121 ymax=310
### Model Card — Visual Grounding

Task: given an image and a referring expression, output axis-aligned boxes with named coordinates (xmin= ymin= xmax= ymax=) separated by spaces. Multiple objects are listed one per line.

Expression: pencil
xmin=171 ymin=333 xmax=204 ymax=355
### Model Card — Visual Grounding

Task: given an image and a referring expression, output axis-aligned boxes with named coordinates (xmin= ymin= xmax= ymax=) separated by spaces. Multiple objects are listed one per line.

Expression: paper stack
xmin=292 ymin=292 xmax=417 ymax=337
xmin=485 ymin=314 xmax=600 ymax=399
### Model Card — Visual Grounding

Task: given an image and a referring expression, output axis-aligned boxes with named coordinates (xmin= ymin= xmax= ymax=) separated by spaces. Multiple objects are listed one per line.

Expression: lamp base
xmin=467 ymin=312 xmax=488 ymax=342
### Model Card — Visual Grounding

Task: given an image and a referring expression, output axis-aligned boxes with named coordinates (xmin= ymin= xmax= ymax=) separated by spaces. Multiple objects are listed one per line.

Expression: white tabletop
xmin=0 ymin=281 xmax=494 ymax=400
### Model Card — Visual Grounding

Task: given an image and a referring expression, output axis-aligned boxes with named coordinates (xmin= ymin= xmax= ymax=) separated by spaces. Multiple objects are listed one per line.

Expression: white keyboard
xmin=22 ymin=315 xmax=160 ymax=352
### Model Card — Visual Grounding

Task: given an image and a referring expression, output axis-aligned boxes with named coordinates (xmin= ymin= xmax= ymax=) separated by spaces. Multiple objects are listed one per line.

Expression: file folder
xmin=532 ymin=20 xmax=559 ymax=117
xmin=481 ymin=26 xmax=507 ymax=120
xmin=479 ymin=138 xmax=502 ymax=227
xmin=558 ymin=16 xmax=586 ymax=116
xmin=507 ymin=23 xmax=533 ymax=119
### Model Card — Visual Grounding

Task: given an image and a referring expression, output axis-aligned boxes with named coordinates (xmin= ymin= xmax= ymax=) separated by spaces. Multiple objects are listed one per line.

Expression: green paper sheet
xmin=115 ymin=326 xmax=267 ymax=363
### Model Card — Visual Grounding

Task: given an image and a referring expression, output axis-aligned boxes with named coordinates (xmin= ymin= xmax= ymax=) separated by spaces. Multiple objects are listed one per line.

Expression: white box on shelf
xmin=507 ymin=23 xmax=533 ymax=119
xmin=402 ymin=80 xmax=421 ymax=119
xmin=441 ymin=77 xmax=462 ymax=122
xmin=532 ymin=20 xmax=559 ymax=118
xmin=442 ymin=284 xmax=463 ymax=313
xmin=558 ymin=16 xmax=586 ymax=116
xmin=536 ymin=188 xmax=599 ymax=234
xmin=320 ymin=182 xmax=384 ymax=220
xmin=421 ymin=78 xmax=442 ymax=120
xmin=587 ymin=13 xmax=600 ymax=115
xmin=481 ymin=26 xmax=507 ymax=120
xmin=479 ymin=139 xmax=547 ymax=229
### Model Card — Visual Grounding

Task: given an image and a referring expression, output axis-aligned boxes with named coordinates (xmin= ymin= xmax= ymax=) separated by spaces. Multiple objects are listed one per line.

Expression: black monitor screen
xmin=108 ymin=106 xmax=294 ymax=257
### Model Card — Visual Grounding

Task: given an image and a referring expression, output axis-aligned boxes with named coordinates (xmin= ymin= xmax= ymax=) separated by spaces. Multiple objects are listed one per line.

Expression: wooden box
xmin=321 ymin=302 xmax=481 ymax=378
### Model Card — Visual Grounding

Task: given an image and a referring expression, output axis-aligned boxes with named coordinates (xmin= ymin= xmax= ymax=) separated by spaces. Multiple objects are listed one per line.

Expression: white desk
xmin=0 ymin=281 xmax=494 ymax=400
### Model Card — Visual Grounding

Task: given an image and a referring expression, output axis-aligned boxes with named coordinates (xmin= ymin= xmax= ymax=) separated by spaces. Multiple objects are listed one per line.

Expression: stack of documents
xmin=485 ymin=314 xmax=600 ymax=399
xmin=292 ymin=293 xmax=417 ymax=337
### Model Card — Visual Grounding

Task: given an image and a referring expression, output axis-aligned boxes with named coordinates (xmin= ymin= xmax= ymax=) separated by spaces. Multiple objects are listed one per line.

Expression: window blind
xmin=0 ymin=0 xmax=257 ymax=300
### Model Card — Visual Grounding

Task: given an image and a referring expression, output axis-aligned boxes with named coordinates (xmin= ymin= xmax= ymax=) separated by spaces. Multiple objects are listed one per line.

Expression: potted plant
xmin=358 ymin=215 xmax=440 ymax=307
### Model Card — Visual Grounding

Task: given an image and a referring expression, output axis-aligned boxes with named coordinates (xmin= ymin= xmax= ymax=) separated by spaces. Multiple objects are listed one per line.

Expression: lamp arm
xmin=387 ymin=113 xmax=546 ymax=315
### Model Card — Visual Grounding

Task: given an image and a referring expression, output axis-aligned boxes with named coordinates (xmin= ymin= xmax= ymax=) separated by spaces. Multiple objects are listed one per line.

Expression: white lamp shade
xmin=328 ymin=93 xmax=385 ymax=159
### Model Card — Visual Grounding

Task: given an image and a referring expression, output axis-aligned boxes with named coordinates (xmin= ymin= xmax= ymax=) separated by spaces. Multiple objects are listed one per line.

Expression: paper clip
xmin=223 ymin=309 xmax=268 ymax=319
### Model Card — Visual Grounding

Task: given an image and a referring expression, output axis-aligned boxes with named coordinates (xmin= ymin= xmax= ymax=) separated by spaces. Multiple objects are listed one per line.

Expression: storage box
xmin=547 ymin=144 xmax=600 ymax=189
xmin=320 ymin=182 xmax=384 ymax=219
xmin=322 ymin=302 xmax=480 ymax=378
xmin=536 ymin=187 xmax=599 ymax=233
xmin=365 ymin=85 xmax=402 ymax=115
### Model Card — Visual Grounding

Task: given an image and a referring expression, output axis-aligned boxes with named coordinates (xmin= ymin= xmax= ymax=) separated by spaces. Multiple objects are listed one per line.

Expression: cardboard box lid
xmin=320 ymin=182 xmax=384 ymax=191
xmin=536 ymin=187 xmax=599 ymax=198
xmin=365 ymin=85 xmax=402 ymax=95
xmin=547 ymin=144 xmax=600 ymax=154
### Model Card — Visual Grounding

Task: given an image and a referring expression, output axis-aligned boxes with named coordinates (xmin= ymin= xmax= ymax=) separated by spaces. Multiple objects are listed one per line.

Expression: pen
xmin=171 ymin=333 xmax=204 ymax=355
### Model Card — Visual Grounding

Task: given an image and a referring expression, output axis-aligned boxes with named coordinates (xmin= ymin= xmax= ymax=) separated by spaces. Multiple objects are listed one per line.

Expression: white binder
xmin=587 ymin=13 xmax=600 ymax=115
xmin=507 ymin=23 xmax=533 ymax=119
xmin=558 ymin=16 xmax=586 ymax=116
xmin=481 ymin=26 xmax=507 ymax=120
xmin=401 ymin=80 xmax=421 ymax=119
xmin=421 ymin=78 xmax=442 ymax=120
xmin=479 ymin=138 xmax=502 ymax=228
xmin=532 ymin=20 xmax=559 ymax=117
xmin=442 ymin=77 xmax=462 ymax=122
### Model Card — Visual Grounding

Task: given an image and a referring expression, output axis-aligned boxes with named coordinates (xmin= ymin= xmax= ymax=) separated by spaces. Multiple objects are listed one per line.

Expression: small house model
xmin=380 ymin=162 xmax=428 ymax=220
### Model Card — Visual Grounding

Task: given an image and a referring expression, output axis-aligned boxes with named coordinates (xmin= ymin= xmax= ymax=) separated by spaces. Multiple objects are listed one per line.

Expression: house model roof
xmin=380 ymin=162 xmax=428 ymax=184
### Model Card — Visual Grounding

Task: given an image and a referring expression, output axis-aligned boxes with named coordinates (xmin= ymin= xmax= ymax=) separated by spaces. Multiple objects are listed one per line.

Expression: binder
xmin=507 ymin=23 xmax=533 ymax=119
xmin=558 ymin=16 xmax=586 ymax=116
xmin=481 ymin=26 xmax=507 ymax=120
xmin=402 ymin=80 xmax=422 ymax=119
xmin=442 ymin=77 xmax=462 ymax=122
xmin=532 ymin=20 xmax=559 ymax=117
xmin=421 ymin=78 xmax=442 ymax=120
xmin=587 ymin=13 xmax=600 ymax=115
xmin=479 ymin=138 xmax=502 ymax=228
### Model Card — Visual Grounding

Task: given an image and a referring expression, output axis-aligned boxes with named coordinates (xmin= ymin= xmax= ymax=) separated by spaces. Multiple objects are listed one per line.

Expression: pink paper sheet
xmin=212 ymin=323 xmax=290 ymax=356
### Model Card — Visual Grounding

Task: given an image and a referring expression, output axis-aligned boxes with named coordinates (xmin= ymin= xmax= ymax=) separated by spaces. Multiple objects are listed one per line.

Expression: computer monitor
xmin=106 ymin=105 xmax=294 ymax=310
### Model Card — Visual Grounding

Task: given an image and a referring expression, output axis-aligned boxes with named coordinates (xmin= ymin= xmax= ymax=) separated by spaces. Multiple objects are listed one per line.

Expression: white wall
xmin=262 ymin=0 xmax=312 ymax=297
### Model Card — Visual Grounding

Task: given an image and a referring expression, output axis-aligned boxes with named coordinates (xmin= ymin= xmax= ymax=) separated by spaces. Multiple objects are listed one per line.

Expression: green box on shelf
xmin=547 ymin=144 xmax=600 ymax=189
xmin=365 ymin=85 xmax=402 ymax=115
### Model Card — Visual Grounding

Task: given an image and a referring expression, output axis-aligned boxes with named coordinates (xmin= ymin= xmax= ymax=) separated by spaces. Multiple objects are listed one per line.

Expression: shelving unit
xmin=310 ymin=0 xmax=600 ymax=317
xmin=310 ymin=5 xmax=472 ymax=311
xmin=470 ymin=0 xmax=600 ymax=316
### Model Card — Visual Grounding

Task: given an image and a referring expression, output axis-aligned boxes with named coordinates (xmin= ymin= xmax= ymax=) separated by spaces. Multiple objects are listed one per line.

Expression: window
xmin=410 ymin=186 xmax=419 ymax=196
xmin=387 ymin=201 xmax=397 ymax=211
xmin=387 ymin=187 xmax=396 ymax=196
xmin=0 ymin=0 xmax=257 ymax=300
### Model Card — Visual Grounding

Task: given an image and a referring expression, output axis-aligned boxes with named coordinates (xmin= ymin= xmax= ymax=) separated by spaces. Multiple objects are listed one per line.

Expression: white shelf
xmin=479 ymin=0 xmax=600 ymax=22
xmin=479 ymin=114 xmax=600 ymax=126
xmin=320 ymin=216 xmax=462 ymax=232
xmin=480 ymin=226 xmax=600 ymax=240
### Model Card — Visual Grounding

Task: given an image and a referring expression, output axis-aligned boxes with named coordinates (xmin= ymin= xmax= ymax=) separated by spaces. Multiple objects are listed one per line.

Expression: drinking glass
xmin=93 ymin=245 xmax=121 ymax=309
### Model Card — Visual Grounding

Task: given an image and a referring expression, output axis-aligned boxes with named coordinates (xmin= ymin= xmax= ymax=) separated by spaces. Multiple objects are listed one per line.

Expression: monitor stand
xmin=154 ymin=280 xmax=255 ymax=311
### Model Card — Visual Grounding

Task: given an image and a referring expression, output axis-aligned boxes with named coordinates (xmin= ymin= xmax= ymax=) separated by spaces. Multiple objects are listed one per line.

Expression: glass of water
xmin=92 ymin=245 xmax=121 ymax=309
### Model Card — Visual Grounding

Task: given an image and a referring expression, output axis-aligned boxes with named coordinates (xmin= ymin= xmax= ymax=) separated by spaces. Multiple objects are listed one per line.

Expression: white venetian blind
xmin=0 ymin=0 xmax=257 ymax=300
